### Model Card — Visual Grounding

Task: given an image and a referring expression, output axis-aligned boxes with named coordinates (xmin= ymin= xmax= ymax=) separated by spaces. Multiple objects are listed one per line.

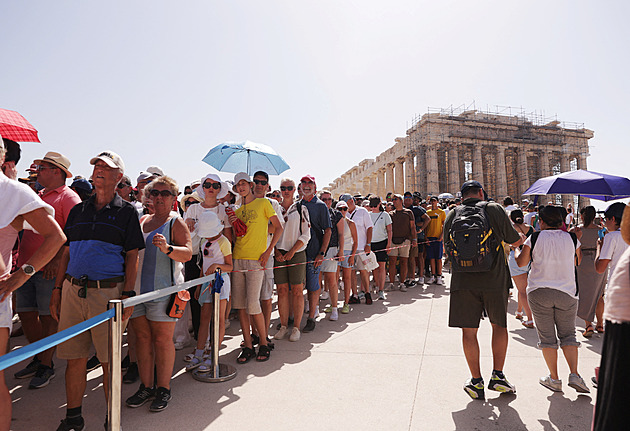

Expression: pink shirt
xmin=17 ymin=185 xmax=81 ymax=266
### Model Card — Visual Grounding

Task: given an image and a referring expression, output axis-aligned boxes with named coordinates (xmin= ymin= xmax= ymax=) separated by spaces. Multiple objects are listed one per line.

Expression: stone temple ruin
xmin=328 ymin=105 xmax=593 ymax=207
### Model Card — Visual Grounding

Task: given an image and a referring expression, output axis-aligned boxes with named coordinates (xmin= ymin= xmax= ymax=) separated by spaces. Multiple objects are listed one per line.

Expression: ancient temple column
xmin=541 ymin=150 xmax=552 ymax=178
xmin=405 ymin=154 xmax=416 ymax=192
xmin=578 ymin=153 xmax=588 ymax=171
xmin=386 ymin=163 xmax=394 ymax=195
xmin=448 ymin=147 xmax=460 ymax=195
xmin=472 ymin=145 xmax=484 ymax=184
xmin=361 ymin=177 xmax=370 ymax=196
xmin=495 ymin=146 xmax=508 ymax=199
xmin=560 ymin=154 xmax=571 ymax=207
xmin=426 ymin=146 xmax=439 ymax=196
xmin=394 ymin=159 xmax=405 ymax=194
xmin=517 ymin=149 xmax=530 ymax=198
xmin=369 ymin=174 xmax=376 ymax=196
xmin=377 ymin=168 xmax=386 ymax=198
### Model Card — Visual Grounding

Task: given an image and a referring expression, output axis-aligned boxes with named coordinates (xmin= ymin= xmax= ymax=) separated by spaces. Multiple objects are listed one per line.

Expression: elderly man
xmin=339 ymin=194 xmax=373 ymax=304
xmin=116 ymin=174 xmax=134 ymax=202
xmin=300 ymin=176 xmax=331 ymax=332
xmin=13 ymin=152 xmax=81 ymax=390
xmin=50 ymin=151 xmax=145 ymax=431
xmin=0 ymin=138 xmax=66 ymax=431
xmin=387 ymin=194 xmax=417 ymax=292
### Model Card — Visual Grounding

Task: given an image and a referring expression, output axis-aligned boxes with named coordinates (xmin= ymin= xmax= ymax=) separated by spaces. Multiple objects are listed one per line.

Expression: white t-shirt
xmin=505 ymin=204 xmax=518 ymax=213
xmin=184 ymin=203 xmax=232 ymax=251
xmin=523 ymin=211 xmax=536 ymax=226
xmin=276 ymin=201 xmax=310 ymax=252
xmin=525 ymin=230 xmax=581 ymax=298
xmin=565 ymin=212 xmax=575 ymax=227
xmin=603 ymin=247 xmax=630 ymax=323
xmin=370 ymin=211 xmax=392 ymax=243
xmin=599 ymin=230 xmax=629 ymax=277
xmin=348 ymin=206 xmax=373 ymax=250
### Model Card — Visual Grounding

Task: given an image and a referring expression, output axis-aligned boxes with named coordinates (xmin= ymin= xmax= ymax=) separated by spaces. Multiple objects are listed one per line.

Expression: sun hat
xmin=232 ymin=172 xmax=253 ymax=192
xmin=90 ymin=150 xmax=125 ymax=173
xmin=197 ymin=210 xmax=223 ymax=238
xmin=33 ymin=151 xmax=73 ymax=178
xmin=198 ymin=173 xmax=229 ymax=200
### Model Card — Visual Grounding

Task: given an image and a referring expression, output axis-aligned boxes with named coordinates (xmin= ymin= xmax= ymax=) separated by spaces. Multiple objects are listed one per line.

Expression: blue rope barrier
xmin=0 ymin=308 xmax=115 ymax=372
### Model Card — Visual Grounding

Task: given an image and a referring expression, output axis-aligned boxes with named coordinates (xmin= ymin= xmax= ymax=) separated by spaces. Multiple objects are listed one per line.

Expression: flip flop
xmin=595 ymin=324 xmax=605 ymax=334
xmin=583 ymin=325 xmax=594 ymax=338
xmin=522 ymin=320 xmax=534 ymax=328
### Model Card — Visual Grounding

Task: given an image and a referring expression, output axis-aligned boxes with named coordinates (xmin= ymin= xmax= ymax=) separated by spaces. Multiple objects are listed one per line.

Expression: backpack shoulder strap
xmin=569 ymin=231 xmax=578 ymax=248
xmin=530 ymin=231 xmax=541 ymax=262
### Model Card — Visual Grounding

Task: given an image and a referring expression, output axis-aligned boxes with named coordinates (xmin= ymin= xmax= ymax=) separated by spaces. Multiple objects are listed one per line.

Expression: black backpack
xmin=445 ymin=202 xmax=500 ymax=272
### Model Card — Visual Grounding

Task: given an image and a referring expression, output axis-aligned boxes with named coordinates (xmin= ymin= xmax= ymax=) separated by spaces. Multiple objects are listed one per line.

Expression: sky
xmin=1 ymin=1 xmax=628 ymax=209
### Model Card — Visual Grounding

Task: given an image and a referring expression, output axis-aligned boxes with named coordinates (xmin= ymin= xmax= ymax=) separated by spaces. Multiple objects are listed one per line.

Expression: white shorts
xmin=0 ymin=294 xmax=12 ymax=330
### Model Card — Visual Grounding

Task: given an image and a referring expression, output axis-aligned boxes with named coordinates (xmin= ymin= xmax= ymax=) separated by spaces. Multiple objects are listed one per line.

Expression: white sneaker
xmin=274 ymin=325 xmax=289 ymax=340
xmin=399 ymin=284 xmax=408 ymax=292
xmin=385 ymin=283 xmax=395 ymax=292
xmin=426 ymin=276 xmax=436 ymax=284
xmin=320 ymin=291 xmax=330 ymax=300
xmin=289 ymin=327 xmax=301 ymax=342
xmin=314 ymin=306 xmax=320 ymax=319
xmin=329 ymin=308 xmax=338 ymax=321
xmin=417 ymin=276 xmax=424 ymax=285
xmin=377 ymin=291 xmax=386 ymax=301
xmin=436 ymin=276 xmax=444 ymax=285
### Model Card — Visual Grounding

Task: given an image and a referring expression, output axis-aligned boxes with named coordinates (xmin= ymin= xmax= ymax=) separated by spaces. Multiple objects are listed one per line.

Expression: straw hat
xmin=180 ymin=191 xmax=202 ymax=209
xmin=621 ymin=204 xmax=630 ymax=245
xmin=33 ymin=151 xmax=72 ymax=178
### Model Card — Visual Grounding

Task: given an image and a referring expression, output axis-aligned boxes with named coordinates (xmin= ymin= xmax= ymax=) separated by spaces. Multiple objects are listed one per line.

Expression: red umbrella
xmin=0 ymin=108 xmax=40 ymax=143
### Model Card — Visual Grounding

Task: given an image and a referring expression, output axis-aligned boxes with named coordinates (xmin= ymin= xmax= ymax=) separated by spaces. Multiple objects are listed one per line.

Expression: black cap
xmin=461 ymin=180 xmax=483 ymax=194
xmin=403 ymin=191 xmax=412 ymax=197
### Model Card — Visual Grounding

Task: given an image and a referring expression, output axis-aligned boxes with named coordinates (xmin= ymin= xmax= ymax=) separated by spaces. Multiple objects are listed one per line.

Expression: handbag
xmin=165 ymin=218 xmax=190 ymax=319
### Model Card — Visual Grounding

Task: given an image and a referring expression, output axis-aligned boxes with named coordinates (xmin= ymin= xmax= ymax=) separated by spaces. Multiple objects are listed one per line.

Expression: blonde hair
xmin=145 ymin=175 xmax=179 ymax=198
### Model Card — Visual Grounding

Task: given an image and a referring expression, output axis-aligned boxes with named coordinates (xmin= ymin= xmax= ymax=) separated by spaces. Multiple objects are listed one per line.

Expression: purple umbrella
xmin=523 ymin=169 xmax=630 ymax=202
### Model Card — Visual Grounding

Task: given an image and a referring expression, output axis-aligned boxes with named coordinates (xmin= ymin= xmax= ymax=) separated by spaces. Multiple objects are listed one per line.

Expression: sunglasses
xmin=203 ymin=241 xmax=213 ymax=256
xmin=300 ymin=180 xmax=313 ymax=184
xmin=339 ymin=208 xmax=348 ymax=211
xmin=253 ymin=179 xmax=268 ymax=186
xmin=117 ymin=183 xmax=130 ymax=189
xmin=322 ymin=197 xmax=332 ymax=202
xmin=269 ymin=194 xmax=280 ymax=199
xmin=203 ymin=182 xmax=221 ymax=189
xmin=149 ymin=189 xmax=174 ymax=197
xmin=184 ymin=200 xmax=196 ymax=207
xmin=280 ymin=185 xmax=294 ymax=191
xmin=36 ymin=165 xmax=58 ymax=172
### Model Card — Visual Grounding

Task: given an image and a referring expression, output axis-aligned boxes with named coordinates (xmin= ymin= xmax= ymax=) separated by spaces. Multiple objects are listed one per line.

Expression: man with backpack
xmin=444 ymin=180 xmax=525 ymax=400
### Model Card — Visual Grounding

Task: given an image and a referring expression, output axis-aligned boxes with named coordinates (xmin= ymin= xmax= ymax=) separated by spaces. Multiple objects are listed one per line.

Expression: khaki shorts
xmin=260 ymin=255 xmax=274 ymax=301
xmin=57 ymin=279 xmax=124 ymax=362
xmin=231 ymin=259 xmax=264 ymax=315
xmin=274 ymin=250 xmax=307 ymax=285
xmin=388 ymin=239 xmax=411 ymax=258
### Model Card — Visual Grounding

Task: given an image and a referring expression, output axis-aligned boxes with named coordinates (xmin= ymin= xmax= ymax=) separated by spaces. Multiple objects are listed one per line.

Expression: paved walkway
xmin=7 ymin=272 xmax=602 ymax=430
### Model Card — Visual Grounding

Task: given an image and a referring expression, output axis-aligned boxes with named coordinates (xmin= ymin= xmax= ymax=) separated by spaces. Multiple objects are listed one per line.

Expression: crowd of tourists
xmin=0 ymin=137 xmax=628 ymax=430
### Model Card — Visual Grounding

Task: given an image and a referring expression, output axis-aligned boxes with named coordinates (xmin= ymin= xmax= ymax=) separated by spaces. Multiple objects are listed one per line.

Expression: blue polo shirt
xmin=64 ymin=194 xmax=145 ymax=280
xmin=301 ymin=195 xmax=332 ymax=260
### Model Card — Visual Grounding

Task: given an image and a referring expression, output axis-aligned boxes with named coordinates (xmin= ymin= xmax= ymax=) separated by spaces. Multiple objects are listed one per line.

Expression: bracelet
xmin=54 ymin=286 xmax=62 ymax=290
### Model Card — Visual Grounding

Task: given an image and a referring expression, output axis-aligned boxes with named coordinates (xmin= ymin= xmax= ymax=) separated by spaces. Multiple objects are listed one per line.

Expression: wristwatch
xmin=122 ymin=290 xmax=136 ymax=297
xmin=166 ymin=246 xmax=174 ymax=255
xmin=319 ymin=251 xmax=325 ymax=256
xmin=21 ymin=264 xmax=36 ymax=277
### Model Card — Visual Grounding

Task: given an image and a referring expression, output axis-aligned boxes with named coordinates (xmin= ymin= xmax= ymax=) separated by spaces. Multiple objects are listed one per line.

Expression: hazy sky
xmin=1 ymin=1 xmax=628 ymax=206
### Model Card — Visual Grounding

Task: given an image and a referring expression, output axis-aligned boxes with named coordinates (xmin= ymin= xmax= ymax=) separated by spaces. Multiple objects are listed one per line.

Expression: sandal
xmin=515 ymin=311 xmax=523 ymax=321
xmin=237 ymin=347 xmax=255 ymax=364
xmin=595 ymin=324 xmax=605 ymax=334
xmin=240 ymin=333 xmax=260 ymax=348
xmin=197 ymin=359 xmax=213 ymax=374
xmin=185 ymin=356 xmax=203 ymax=372
xmin=184 ymin=350 xmax=196 ymax=362
xmin=583 ymin=325 xmax=594 ymax=338
xmin=522 ymin=320 xmax=534 ymax=328
xmin=256 ymin=344 xmax=271 ymax=362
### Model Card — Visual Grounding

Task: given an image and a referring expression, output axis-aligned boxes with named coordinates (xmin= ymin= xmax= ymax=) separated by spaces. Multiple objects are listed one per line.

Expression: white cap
xmin=232 ymin=172 xmax=253 ymax=192
xmin=146 ymin=165 xmax=164 ymax=176
xmin=90 ymin=150 xmax=125 ymax=173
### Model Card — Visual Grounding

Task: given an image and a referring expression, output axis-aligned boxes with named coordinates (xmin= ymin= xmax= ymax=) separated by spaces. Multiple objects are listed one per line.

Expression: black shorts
xmin=371 ymin=240 xmax=389 ymax=262
xmin=448 ymin=288 xmax=508 ymax=328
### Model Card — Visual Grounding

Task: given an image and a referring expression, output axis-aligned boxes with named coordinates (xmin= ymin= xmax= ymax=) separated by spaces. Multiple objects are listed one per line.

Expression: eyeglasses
xmin=203 ymin=182 xmax=221 ymax=190
xmin=253 ymin=179 xmax=268 ymax=186
xmin=149 ymin=189 xmax=175 ymax=197
xmin=280 ymin=185 xmax=294 ymax=191
xmin=36 ymin=165 xmax=57 ymax=172
xmin=117 ymin=183 xmax=130 ymax=189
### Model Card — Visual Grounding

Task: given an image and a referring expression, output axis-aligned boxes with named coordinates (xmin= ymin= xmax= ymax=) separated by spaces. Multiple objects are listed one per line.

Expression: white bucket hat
xmin=197 ymin=210 xmax=223 ymax=238
xmin=197 ymin=173 xmax=229 ymax=200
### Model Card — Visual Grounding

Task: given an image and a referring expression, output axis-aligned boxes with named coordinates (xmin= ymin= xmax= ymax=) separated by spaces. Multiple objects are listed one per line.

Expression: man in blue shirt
xmin=51 ymin=151 xmax=145 ymax=431
xmin=300 ymin=175 xmax=331 ymax=333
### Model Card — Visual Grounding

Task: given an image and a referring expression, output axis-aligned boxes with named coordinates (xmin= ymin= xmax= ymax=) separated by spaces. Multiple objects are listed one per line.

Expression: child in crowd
xmin=186 ymin=210 xmax=233 ymax=373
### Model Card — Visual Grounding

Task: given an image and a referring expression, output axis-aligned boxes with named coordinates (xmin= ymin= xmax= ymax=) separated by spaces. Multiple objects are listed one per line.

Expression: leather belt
xmin=65 ymin=274 xmax=125 ymax=289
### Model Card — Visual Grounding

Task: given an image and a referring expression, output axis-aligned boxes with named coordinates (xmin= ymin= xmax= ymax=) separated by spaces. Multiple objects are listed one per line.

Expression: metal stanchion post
xmin=108 ymin=300 xmax=123 ymax=431
xmin=193 ymin=269 xmax=237 ymax=383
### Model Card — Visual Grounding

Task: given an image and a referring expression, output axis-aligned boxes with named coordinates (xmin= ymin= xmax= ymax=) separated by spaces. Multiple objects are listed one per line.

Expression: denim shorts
xmin=131 ymin=297 xmax=177 ymax=323
xmin=508 ymin=250 xmax=530 ymax=276
xmin=198 ymin=273 xmax=231 ymax=303
xmin=339 ymin=249 xmax=354 ymax=269
xmin=305 ymin=262 xmax=321 ymax=292
xmin=15 ymin=271 xmax=54 ymax=315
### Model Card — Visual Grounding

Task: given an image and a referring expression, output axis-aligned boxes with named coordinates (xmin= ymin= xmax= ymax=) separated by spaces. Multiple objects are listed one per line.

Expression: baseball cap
xmin=403 ymin=191 xmax=412 ymax=198
xmin=461 ymin=180 xmax=483 ymax=194
xmin=137 ymin=172 xmax=154 ymax=183
xmin=146 ymin=165 xmax=164 ymax=176
xmin=335 ymin=201 xmax=348 ymax=209
xmin=339 ymin=193 xmax=353 ymax=202
xmin=233 ymin=172 xmax=253 ymax=192
xmin=412 ymin=192 xmax=422 ymax=200
xmin=90 ymin=150 xmax=125 ymax=173
xmin=71 ymin=178 xmax=93 ymax=192
xmin=300 ymin=175 xmax=316 ymax=184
